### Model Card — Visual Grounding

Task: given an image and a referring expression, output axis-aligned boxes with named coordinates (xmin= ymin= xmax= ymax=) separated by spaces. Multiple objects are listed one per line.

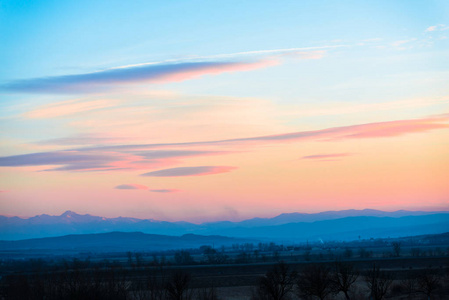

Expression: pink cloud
xmin=151 ymin=59 xmax=279 ymax=84
xmin=2 ymin=60 xmax=278 ymax=94
xmin=1 ymin=115 xmax=447 ymax=174
xmin=1 ymin=46 xmax=337 ymax=94
xmin=335 ymin=119 xmax=449 ymax=140
xmin=0 ymin=149 xmax=232 ymax=172
xmin=141 ymin=166 xmax=237 ymax=177
xmin=225 ymin=115 xmax=449 ymax=144
xmin=115 ymin=184 xmax=149 ymax=190
xmin=73 ymin=115 xmax=448 ymax=153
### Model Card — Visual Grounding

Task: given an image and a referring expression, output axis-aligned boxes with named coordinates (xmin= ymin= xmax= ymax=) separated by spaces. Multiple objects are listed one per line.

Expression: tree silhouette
xmin=331 ymin=261 xmax=359 ymax=300
xmin=416 ymin=268 xmax=441 ymax=300
xmin=255 ymin=262 xmax=297 ymax=300
xmin=165 ymin=270 xmax=193 ymax=300
xmin=296 ymin=264 xmax=333 ymax=300
xmin=392 ymin=242 xmax=401 ymax=257
xmin=197 ymin=286 xmax=220 ymax=300
xmin=174 ymin=251 xmax=194 ymax=265
xmin=364 ymin=264 xmax=392 ymax=300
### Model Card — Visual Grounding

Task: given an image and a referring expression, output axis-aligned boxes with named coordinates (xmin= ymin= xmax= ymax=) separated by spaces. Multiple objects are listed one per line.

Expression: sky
xmin=0 ymin=0 xmax=448 ymax=222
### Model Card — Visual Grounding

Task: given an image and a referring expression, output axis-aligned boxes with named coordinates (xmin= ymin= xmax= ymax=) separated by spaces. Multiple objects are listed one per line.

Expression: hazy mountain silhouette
xmin=0 ymin=231 xmax=255 ymax=252
xmin=0 ymin=209 xmax=448 ymax=241
xmin=205 ymin=209 xmax=444 ymax=228
xmin=208 ymin=214 xmax=449 ymax=241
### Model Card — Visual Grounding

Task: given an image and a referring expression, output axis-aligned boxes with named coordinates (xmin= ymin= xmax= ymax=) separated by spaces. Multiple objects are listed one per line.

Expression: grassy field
xmin=1 ymin=233 xmax=448 ymax=299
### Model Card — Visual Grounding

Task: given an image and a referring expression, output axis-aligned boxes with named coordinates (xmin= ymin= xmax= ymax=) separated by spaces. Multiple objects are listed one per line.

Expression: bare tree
xmin=147 ymin=268 xmax=166 ymax=300
xmin=135 ymin=252 xmax=144 ymax=267
xmin=416 ymin=269 xmax=441 ymax=300
xmin=400 ymin=274 xmax=418 ymax=300
xmin=411 ymin=248 xmax=421 ymax=257
xmin=331 ymin=261 xmax=359 ymax=300
xmin=165 ymin=270 xmax=193 ymax=300
xmin=392 ymin=242 xmax=401 ymax=257
xmin=130 ymin=279 xmax=150 ymax=300
xmin=127 ymin=251 xmax=134 ymax=267
xmin=103 ymin=265 xmax=130 ymax=300
xmin=197 ymin=286 xmax=220 ymax=300
xmin=174 ymin=251 xmax=194 ymax=265
xmin=364 ymin=264 xmax=392 ymax=300
xmin=296 ymin=264 xmax=333 ymax=300
xmin=343 ymin=248 xmax=353 ymax=259
xmin=255 ymin=262 xmax=297 ymax=300
xmin=130 ymin=268 xmax=165 ymax=300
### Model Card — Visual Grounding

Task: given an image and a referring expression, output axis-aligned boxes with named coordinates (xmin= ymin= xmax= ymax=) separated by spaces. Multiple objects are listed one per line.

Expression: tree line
xmin=1 ymin=259 xmax=447 ymax=299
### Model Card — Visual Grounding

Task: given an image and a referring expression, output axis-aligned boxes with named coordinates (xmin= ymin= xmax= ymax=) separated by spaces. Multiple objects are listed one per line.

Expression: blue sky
xmin=2 ymin=1 xmax=447 ymax=77
xmin=2 ymin=1 xmax=448 ymax=104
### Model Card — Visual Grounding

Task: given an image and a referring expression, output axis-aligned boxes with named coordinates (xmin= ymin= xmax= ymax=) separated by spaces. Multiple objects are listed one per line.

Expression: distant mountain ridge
xmin=210 ymin=214 xmax=449 ymax=241
xmin=2 ymin=231 xmax=449 ymax=254
xmin=1 ymin=209 xmax=448 ymax=241
xmin=0 ymin=232 xmax=256 ymax=252
xmin=220 ymin=209 xmax=445 ymax=227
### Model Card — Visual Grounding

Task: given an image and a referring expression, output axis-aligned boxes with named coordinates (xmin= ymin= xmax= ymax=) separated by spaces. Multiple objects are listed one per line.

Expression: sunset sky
xmin=1 ymin=1 xmax=448 ymax=222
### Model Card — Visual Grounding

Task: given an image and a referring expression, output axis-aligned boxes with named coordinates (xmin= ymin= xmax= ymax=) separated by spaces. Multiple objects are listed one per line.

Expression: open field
xmin=1 ymin=256 xmax=448 ymax=299
xmin=1 ymin=233 xmax=449 ymax=299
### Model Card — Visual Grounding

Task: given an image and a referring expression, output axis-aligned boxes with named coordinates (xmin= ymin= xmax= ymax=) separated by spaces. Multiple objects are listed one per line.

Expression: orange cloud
xmin=24 ymin=99 xmax=119 ymax=119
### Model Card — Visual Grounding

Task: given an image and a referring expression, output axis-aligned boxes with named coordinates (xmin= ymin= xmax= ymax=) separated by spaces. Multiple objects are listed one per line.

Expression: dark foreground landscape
xmin=1 ymin=231 xmax=448 ymax=299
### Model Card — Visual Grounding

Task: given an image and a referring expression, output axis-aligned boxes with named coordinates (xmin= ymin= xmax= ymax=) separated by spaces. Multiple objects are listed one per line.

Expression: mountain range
xmin=1 ymin=209 xmax=448 ymax=241
xmin=0 ymin=231 xmax=255 ymax=252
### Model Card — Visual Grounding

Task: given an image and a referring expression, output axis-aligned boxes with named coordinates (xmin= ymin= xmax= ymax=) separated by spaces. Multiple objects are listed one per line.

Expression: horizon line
xmin=3 ymin=206 xmax=449 ymax=224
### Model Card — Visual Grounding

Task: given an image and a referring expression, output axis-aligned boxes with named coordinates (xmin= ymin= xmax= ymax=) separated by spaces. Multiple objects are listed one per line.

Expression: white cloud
xmin=392 ymin=38 xmax=417 ymax=47
xmin=425 ymin=24 xmax=449 ymax=32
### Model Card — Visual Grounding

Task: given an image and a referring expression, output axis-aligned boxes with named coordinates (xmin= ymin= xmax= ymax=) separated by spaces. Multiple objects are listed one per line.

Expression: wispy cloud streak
xmin=136 ymin=150 xmax=228 ymax=159
xmin=74 ymin=115 xmax=449 ymax=152
xmin=0 ymin=115 xmax=447 ymax=173
xmin=149 ymin=189 xmax=180 ymax=193
xmin=141 ymin=166 xmax=236 ymax=177
xmin=115 ymin=184 xmax=179 ymax=192
xmin=0 ymin=45 xmax=341 ymax=94
xmin=23 ymin=99 xmax=119 ymax=119
xmin=0 ymin=150 xmax=231 ymax=172
xmin=425 ymin=24 xmax=449 ymax=32
xmin=1 ymin=60 xmax=276 ymax=94
xmin=110 ymin=45 xmax=343 ymax=69
xmin=115 ymin=184 xmax=149 ymax=190
xmin=0 ymin=151 xmax=116 ymax=167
